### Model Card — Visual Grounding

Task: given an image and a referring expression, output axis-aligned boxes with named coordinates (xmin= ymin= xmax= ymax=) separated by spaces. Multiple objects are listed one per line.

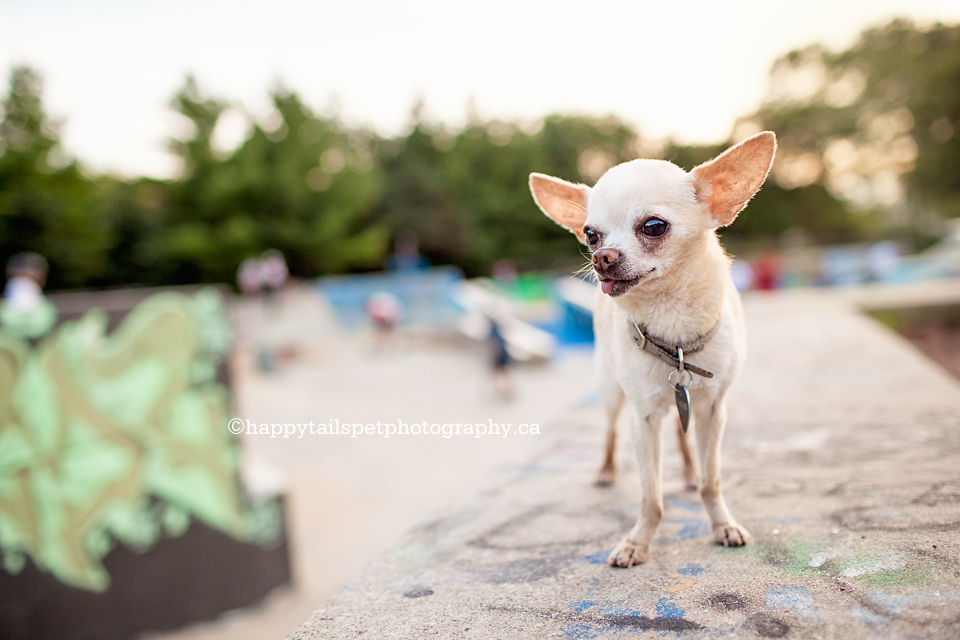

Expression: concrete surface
xmin=149 ymin=287 xmax=597 ymax=640
xmin=285 ymin=290 xmax=960 ymax=639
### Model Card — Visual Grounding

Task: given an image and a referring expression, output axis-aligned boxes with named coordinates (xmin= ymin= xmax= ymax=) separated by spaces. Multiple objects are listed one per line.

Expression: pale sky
xmin=2 ymin=0 xmax=959 ymax=179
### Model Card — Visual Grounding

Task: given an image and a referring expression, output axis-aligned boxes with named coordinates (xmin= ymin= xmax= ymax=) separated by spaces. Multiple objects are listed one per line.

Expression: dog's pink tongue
xmin=601 ymin=280 xmax=616 ymax=295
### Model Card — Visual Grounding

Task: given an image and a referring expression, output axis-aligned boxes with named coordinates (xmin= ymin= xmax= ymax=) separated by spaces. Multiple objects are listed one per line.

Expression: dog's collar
xmin=627 ymin=318 xmax=719 ymax=379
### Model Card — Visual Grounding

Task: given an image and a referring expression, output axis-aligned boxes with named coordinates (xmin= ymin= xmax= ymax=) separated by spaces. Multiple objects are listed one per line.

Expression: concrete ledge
xmin=288 ymin=291 xmax=960 ymax=639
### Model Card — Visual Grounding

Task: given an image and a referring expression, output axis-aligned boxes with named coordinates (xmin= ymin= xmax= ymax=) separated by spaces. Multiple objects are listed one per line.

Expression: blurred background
xmin=1 ymin=0 xmax=960 ymax=639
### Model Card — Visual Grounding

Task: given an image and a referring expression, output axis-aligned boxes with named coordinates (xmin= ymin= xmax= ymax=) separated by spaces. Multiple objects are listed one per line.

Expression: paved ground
xmin=281 ymin=289 xmax=960 ymax=639
xmin=150 ymin=287 xmax=597 ymax=640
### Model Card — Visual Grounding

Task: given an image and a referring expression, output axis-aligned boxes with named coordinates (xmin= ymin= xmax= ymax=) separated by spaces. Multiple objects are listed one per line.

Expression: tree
xmin=5 ymin=19 xmax=958 ymax=289
xmin=747 ymin=20 xmax=960 ymax=233
xmin=376 ymin=111 xmax=646 ymax=275
xmin=0 ymin=66 xmax=110 ymax=288
xmin=661 ymin=141 xmax=872 ymax=246
xmin=155 ymin=79 xmax=388 ymax=284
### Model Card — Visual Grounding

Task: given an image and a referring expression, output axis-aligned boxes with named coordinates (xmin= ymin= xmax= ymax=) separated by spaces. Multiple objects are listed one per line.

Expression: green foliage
xmin=752 ymin=19 xmax=960 ymax=225
xmin=0 ymin=67 xmax=111 ymax=288
xmin=377 ymin=113 xmax=641 ymax=275
xmin=661 ymin=140 xmax=874 ymax=246
xmin=155 ymin=80 xmax=388 ymax=284
xmin=734 ymin=182 xmax=874 ymax=242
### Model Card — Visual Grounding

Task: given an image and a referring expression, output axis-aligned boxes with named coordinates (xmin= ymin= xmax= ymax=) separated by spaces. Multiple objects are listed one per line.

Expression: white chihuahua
xmin=529 ymin=132 xmax=776 ymax=567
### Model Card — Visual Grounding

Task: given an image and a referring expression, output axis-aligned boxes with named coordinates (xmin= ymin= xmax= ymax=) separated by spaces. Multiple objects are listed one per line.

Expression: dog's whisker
xmin=674 ymin=265 xmax=702 ymax=283
xmin=573 ymin=260 xmax=596 ymax=281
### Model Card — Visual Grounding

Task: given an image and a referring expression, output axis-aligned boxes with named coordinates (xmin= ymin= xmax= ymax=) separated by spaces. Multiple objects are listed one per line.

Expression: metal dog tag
xmin=675 ymin=384 xmax=691 ymax=433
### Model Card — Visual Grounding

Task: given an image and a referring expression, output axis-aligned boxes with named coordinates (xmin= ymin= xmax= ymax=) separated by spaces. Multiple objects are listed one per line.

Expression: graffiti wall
xmin=0 ymin=289 xmax=289 ymax=640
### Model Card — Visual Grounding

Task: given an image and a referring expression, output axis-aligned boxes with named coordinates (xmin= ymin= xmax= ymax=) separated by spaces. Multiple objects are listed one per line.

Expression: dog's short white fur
xmin=529 ymin=132 xmax=777 ymax=567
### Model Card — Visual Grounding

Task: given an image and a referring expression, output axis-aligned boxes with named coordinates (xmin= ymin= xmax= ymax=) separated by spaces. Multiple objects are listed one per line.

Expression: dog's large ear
xmin=529 ymin=173 xmax=590 ymax=243
xmin=691 ymin=131 xmax=777 ymax=228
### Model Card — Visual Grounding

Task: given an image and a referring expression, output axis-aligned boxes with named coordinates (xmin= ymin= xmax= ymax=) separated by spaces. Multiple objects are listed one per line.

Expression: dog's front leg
xmin=596 ymin=377 xmax=625 ymax=486
xmin=607 ymin=406 xmax=665 ymax=567
xmin=693 ymin=395 xmax=751 ymax=546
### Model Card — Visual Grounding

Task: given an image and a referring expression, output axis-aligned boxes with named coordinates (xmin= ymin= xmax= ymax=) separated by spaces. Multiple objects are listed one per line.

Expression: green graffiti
xmin=750 ymin=539 xmax=825 ymax=577
xmin=0 ymin=290 xmax=273 ymax=592
xmin=863 ymin=565 xmax=932 ymax=589
xmin=752 ymin=538 xmax=934 ymax=592
xmin=0 ymin=298 xmax=57 ymax=339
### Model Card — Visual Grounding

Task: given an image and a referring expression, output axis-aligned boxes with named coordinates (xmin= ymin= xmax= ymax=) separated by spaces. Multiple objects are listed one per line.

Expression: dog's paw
xmin=713 ymin=523 xmax=751 ymax=547
xmin=607 ymin=540 xmax=650 ymax=567
xmin=595 ymin=464 xmax=616 ymax=487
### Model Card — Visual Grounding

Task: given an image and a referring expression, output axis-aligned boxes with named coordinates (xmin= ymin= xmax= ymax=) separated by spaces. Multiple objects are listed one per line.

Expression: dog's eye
xmin=641 ymin=218 xmax=668 ymax=238
xmin=584 ymin=228 xmax=599 ymax=245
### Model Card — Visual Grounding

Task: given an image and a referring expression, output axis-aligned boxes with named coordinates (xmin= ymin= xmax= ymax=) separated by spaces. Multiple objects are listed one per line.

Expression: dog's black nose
xmin=592 ymin=248 xmax=620 ymax=268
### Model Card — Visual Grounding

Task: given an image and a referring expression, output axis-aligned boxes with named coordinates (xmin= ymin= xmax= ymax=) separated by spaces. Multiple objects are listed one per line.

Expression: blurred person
xmin=491 ymin=258 xmax=518 ymax=286
xmin=386 ymin=230 xmax=429 ymax=272
xmin=239 ymin=251 xmax=291 ymax=372
xmin=488 ymin=316 xmax=514 ymax=401
xmin=1 ymin=252 xmax=56 ymax=338
xmin=260 ymin=249 xmax=289 ymax=298
xmin=730 ymin=259 xmax=755 ymax=292
xmin=4 ymin=252 xmax=47 ymax=309
xmin=482 ymin=287 xmax=516 ymax=401
xmin=366 ymin=291 xmax=402 ymax=352
xmin=237 ymin=257 xmax=264 ymax=296
xmin=752 ymin=249 xmax=783 ymax=291
xmin=490 ymin=259 xmax=520 ymax=315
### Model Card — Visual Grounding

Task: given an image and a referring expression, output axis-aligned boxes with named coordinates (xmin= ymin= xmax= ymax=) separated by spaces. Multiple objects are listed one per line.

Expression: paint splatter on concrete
xmin=656 ymin=597 xmax=685 ymax=618
xmin=850 ymin=605 xmax=890 ymax=627
xmin=679 ymin=563 xmax=707 ymax=575
xmin=559 ymin=599 xmax=703 ymax=638
xmin=866 ymin=589 xmax=960 ymax=615
xmin=766 ymin=585 xmax=818 ymax=622
xmin=667 ymin=579 xmax=697 ymax=593
xmin=841 ymin=553 xmax=905 ymax=577
xmin=807 ymin=549 xmax=838 ymax=567
xmin=707 ymin=593 xmax=749 ymax=611
xmin=766 ymin=585 xmax=813 ymax=610
xmin=668 ymin=500 xmax=705 ymax=513
xmin=664 ymin=518 xmax=712 ymax=542
xmin=745 ymin=613 xmax=791 ymax=638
